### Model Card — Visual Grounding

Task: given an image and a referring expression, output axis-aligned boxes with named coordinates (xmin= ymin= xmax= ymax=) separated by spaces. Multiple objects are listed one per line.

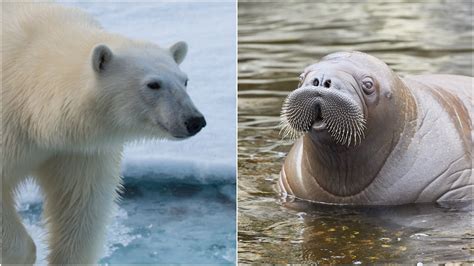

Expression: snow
xmin=15 ymin=1 xmax=236 ymax=264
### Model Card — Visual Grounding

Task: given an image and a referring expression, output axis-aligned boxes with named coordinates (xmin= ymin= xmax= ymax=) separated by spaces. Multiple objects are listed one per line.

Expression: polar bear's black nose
xmin=185 ymin=116 xmax=206 ymax=135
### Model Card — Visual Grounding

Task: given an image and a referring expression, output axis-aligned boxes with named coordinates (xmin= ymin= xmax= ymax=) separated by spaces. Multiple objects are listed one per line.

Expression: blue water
xmin=100 ymin=178 xmax=235 ymax=263
xmin=18 ymin=178 xmax=235 ymax=264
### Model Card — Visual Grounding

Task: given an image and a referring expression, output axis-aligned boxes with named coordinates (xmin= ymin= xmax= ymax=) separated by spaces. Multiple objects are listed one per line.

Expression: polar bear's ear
xmin=169 ymin=41 xmax=188 ymax=64
xmin=92 ymin=44 xmax=113 ymax=73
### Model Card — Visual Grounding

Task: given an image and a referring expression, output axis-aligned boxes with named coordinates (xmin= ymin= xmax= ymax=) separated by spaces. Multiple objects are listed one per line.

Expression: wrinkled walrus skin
xmin=279 ymin=51 xmax=472 ymax=205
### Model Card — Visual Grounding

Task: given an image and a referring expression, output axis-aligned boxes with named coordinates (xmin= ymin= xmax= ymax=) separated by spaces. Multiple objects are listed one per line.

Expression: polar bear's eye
xmin=147 ymin=82 xmax=161 ymax=90
xmin=185 ymin=79 xmax=188 ymax=87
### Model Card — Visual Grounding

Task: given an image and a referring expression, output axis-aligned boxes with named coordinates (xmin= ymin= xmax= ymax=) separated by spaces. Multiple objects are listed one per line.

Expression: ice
xmin=122 ymin=154 xmax=235 ymax=185
xmin=15 ymin=1 xmax=236 ymax=264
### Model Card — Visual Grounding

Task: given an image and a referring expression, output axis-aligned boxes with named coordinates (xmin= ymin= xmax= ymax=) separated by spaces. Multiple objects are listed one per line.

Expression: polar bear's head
xmin=91 ymin=41 xmax=206 ymax=140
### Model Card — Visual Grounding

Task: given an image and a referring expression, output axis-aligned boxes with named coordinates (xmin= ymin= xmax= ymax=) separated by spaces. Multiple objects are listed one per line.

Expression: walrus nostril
xmin=313 ymin=78 xmax=319 ymax=86
xmin=323 ymin=79 xmax=331 ymax=88
xmin=185 ymin=116 xmax=206 ymax=135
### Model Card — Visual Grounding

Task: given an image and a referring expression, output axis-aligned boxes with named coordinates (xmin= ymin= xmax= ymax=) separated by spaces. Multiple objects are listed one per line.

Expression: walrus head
xmin=279 ymin=51 xmax=418 ymax=199
xmin=281 ymin=51 xmax=398 ymax=147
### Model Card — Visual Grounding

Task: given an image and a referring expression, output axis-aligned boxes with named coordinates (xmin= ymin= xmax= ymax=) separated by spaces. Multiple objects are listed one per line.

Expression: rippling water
xmin=19 ymin=178 xmax=235 ymax=264
xmin=238 ymin=1 xmax=473 ymax=263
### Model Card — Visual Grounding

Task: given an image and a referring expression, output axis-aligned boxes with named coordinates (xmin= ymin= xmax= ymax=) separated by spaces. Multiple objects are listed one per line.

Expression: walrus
xmin=279 ymin=51 xmax=473 ymax=205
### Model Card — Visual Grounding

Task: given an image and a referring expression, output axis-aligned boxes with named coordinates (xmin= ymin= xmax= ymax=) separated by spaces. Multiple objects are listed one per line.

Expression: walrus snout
xmin=281 ymin=86 xmax=367 ymax=146
xmin=280 ymin=87 xmax=322 ymax=136
xmin=314 ymin=103 xmax=322 ymax=121
xmin=312 ymin=103 xmax=326 ymax=131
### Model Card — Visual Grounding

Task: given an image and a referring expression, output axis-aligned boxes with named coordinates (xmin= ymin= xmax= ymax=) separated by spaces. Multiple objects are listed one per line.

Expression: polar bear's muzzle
xmin=150 ymin=93 xmax=206 ymax=140
xmin=184 ymin=116 xmax=206 ymax=136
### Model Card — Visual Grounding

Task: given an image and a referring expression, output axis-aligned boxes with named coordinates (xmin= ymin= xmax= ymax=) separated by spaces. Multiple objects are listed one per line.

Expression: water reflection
xmin=238 ymin=1 xmax=473 ymax=263
xmin=283 ymin=200 xmax=472 ymax=264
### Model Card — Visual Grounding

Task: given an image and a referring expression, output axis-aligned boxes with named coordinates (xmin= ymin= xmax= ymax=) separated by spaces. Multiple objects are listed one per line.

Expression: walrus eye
xmin=147 ymin=81 xmax=161 ymax=90
xmin=362 ymin=79 xmax=374 ymax=95
xmin=313 ymin=78 xmax=319 ymax=86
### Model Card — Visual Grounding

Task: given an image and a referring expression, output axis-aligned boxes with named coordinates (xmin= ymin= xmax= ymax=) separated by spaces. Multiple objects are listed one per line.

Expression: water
xmin=238 ymin=1 xmax=473 ymax=264
xmin=16 ymin=1 xmax=236 ymax=264
xmin=18 ymin=179 xmax=235 ymax=264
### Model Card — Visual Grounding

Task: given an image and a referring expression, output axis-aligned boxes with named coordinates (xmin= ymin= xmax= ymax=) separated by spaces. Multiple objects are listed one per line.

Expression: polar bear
xmin=2 ymin=3 xmax=206 ymax=264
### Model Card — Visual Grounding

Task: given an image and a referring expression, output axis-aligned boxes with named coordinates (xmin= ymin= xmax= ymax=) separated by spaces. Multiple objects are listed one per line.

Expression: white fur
xmin=1 ymin=3 xmax=201 ymax=264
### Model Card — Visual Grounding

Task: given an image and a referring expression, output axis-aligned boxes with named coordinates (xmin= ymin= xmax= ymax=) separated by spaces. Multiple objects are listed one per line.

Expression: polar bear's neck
xmin=4 ymin=4 xmax=137 ymax=151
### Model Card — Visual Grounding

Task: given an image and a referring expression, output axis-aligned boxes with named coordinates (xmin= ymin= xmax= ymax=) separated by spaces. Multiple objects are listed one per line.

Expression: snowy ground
xmin=16 ymin=1 xmax=236 ymax=264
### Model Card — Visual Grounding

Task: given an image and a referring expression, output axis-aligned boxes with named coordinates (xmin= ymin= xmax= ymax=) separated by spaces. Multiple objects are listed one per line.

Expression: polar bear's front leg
xmin=1 ymin=187 xmax=37 ymax=264
xmin=37 ymin=151 xmax=122 ymax=264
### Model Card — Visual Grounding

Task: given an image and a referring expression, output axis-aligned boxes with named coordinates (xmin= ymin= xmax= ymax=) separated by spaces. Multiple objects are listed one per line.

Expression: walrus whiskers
xmin=280 ymin=87 xmax=366 ymax=146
